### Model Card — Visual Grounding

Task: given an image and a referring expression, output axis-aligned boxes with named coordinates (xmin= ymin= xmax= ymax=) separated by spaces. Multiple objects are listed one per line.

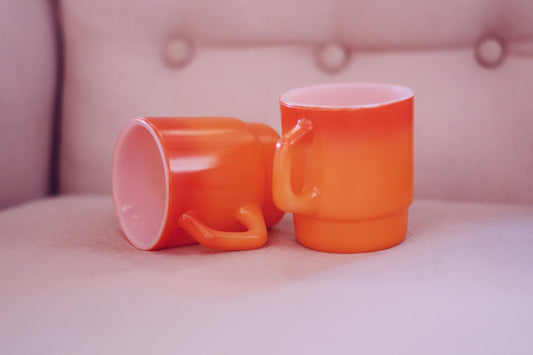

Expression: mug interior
xmin=112 ymin=119 xmax=168 ymax=250
xmin=281 ymin=82 xmax=414 ymax=108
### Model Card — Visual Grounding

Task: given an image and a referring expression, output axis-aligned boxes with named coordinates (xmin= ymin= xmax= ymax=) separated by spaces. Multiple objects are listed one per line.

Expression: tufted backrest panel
xmin=59 ymin=0 xmax=533 ymax=203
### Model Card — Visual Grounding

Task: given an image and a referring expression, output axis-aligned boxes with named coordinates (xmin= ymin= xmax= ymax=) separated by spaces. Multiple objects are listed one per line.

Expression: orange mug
xmin=112 ymin=117 xmax=284 ymax=251
xmin=273 ymin=83 xmax=414 ymax=253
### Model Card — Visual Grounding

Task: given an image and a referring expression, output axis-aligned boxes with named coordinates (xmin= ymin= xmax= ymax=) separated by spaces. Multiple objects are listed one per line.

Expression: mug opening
xmin=280 ymin=82 xmax=414 ymax=109
xmin=112 ymin=118 xmax=169 ymax=250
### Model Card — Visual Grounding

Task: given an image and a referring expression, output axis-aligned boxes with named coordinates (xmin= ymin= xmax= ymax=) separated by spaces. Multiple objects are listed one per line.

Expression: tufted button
xmin=475 ymin=35 xmax=506 ymax=69
xmin=316 ymin=43 xmax=350 ymax=74
xmin=164 ymin=36 xmax=193 ymax=68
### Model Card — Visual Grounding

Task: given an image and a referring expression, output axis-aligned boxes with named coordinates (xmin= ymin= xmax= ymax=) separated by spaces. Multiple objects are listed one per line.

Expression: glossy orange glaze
xmin=246 ymin=122 xmax=286 ymax=227
xmin=273 ymin=83 xmax=414 ymax=253
xmin=113 ymin=117 xmax=284 ymax=251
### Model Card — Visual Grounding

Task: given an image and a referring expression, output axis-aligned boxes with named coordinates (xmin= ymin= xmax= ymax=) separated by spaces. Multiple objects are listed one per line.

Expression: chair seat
xmin=1 ymin=195 xmax=532 ymax=353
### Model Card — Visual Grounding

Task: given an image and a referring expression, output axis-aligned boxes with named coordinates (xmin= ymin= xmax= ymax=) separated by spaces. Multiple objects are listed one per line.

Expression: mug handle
xmin=273 ymin=118 xmax=320 ymax=215
xmin=178 ymin=204 xmax=267 ymax=251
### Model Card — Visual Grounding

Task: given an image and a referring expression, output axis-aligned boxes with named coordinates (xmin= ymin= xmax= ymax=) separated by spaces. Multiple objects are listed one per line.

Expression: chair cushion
xmin=58 ymin=0 xmax=533 ymax=203
xmin=0 ymin=0 xmax=57 ymax=208
xmin=1 ymin=195 xmax=532 ymax=353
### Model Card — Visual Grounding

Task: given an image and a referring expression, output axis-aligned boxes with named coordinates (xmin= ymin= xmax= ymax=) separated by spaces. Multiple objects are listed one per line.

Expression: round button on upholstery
xmin=475 ymin=35 xmax=506 ymax=69
xmin=164 ymin=37 xmax=193 ymax=68
xmin=316 ymin=43 xmax=349 ymax=74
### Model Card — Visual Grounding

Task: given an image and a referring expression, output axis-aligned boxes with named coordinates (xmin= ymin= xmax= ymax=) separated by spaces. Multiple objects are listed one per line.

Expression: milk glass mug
xmin=273 ymin=83 xmax=414 ymax=253
xmin=113 ymin=117 xmax=284 ymax=251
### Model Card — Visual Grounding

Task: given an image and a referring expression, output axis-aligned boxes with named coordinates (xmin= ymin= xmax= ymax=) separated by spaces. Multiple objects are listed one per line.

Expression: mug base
xmin=293 ymin=210 xmax=408 ymax=253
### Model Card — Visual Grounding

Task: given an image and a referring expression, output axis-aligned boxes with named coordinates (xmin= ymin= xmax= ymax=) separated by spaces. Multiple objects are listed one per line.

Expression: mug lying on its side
xmin=112 ymin=117 xmax=284 ymax=251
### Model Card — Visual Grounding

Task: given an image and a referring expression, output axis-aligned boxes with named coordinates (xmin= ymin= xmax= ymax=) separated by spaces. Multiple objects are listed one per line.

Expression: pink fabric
xmin=0 ymin=0 xmax=57 ymax=208
xmin=58 ymin=0 xmax=533 ymax=203
xmin=1 ymin=196 xmax=532 ymax=353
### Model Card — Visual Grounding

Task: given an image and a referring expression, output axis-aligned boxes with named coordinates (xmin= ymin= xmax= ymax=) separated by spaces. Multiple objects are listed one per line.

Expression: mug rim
xmin=111 ymin=117 xmax=170 ymax=250
xmin=280 ymin=82 xmax=414 ymax=110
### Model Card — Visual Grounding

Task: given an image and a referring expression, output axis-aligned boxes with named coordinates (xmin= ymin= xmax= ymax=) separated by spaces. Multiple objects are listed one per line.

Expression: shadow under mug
xmin=273 ymin=82 xmax=414 ymax=253
xmin=112 ymin=117 xmax=284 ymax=251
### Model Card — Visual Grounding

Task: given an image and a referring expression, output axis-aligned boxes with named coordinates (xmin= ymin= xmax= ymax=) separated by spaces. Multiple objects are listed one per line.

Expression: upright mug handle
xmin=178 ymin=204 xmax=267 ymax=251
xmin=272 ymin=119 xmax=320 ymax=215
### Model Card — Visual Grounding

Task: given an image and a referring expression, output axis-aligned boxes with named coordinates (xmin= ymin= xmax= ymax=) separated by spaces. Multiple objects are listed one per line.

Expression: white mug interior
xmin=281 ymin=82 xmax=414 ymax=109
xmin=112 ymin=118 xmax=169 ymax=250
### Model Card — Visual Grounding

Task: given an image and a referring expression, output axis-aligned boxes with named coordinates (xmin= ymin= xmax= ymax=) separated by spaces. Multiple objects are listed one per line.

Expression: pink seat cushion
xmin=1 ymin=196 xmax=532 ymax=352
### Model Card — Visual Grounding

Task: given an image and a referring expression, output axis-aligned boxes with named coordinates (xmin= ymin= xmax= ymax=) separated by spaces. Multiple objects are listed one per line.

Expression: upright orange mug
xmin=273 ymin=82 xmax=414 ymax=253
xmin=112 ymin=117 xmax=284 ymax=251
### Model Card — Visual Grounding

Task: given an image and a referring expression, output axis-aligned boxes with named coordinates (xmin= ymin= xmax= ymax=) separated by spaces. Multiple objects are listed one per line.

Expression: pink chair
xmin=1 ymin=0 xmax=532 ymax=353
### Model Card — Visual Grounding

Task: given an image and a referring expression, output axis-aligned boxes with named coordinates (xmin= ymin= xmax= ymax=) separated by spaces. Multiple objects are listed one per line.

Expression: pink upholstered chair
xmin=2 ymin=0 xmax=532 ymax=353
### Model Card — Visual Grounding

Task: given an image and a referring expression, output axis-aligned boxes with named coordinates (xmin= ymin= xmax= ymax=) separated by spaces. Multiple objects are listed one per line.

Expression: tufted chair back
xmin=58 ymin=0 xmax=533 ymax=203
xmin=3 ymin=0 xmax=533 ymax=208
